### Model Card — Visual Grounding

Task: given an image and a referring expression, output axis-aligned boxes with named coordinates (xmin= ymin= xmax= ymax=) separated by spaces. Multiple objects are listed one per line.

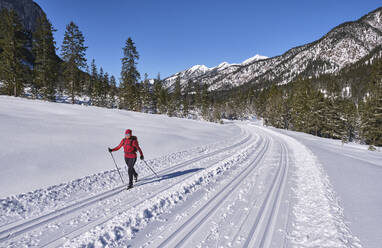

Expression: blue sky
xmin=34 ymin=0 xmax=381 ymax=81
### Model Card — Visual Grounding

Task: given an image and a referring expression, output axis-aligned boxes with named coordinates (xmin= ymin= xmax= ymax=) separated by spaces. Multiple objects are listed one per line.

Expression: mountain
xmin=164 ymin=7 xmax=382 ymax=91
xmin=163 ymin=54 xmax=268 ymax=90
xmin=0 ymin=0 xmax=45 ymax=32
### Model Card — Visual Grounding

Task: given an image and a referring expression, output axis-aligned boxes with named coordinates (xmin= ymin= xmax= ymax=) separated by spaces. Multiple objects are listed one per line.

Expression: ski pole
xmin=109 ymin=152 xmax=125 ymax=184
xmin=142 ymin=160 xmax=160 ymax=178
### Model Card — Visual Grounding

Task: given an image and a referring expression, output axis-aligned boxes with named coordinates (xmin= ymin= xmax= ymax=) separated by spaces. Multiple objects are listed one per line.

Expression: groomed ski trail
xmin=142 ymin=125 xmax=289 ymax=248
xmin=0 ymin=123 xmax=362 ymax=248
xmin=1 ymin=127 xmax=255 ymax=247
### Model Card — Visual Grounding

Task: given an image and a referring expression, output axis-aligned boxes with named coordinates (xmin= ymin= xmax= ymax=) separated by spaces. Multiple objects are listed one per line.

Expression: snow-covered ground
xmin=0 ymin=96 xmax=238 ymax=197
xmin=0 ymin=96 xmax=380 ymax=248
xmin=273 ymin=128 xmax=382 ymax=248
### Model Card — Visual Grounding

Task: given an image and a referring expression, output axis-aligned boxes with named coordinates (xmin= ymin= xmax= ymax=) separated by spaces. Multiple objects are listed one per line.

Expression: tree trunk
xmin=14 ymin=78 xmax=17 ymax=97
xmin=71 ymin=80 xmax=75 ymax=104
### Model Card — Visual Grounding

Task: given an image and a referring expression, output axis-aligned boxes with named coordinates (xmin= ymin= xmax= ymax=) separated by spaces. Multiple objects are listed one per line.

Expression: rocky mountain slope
xmin=164 ymin=7 xmax=382 ymax=91
xmin=163 ymin=54 xmax=268 ymax=90
xmin=0 ymin=0 xmax=44 ymax=32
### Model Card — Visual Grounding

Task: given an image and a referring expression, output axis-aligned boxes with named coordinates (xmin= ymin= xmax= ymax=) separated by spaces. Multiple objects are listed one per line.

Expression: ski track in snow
xmin=0 ymin=128 xmax=253 ymax=247
xmin=0 ymin=128 xmax=245 ymax=225
xmin=0 ymin=123 xmax=362 ymax=248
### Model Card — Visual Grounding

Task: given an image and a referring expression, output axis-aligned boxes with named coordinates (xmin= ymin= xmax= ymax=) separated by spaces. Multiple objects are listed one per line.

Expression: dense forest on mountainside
xmin=211 ymin=48 xmax=382 ymax=148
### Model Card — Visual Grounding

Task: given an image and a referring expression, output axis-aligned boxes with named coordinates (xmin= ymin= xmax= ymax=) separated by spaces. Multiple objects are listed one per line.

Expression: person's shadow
xmin=138 ymin=168 xmax=204 ymax=186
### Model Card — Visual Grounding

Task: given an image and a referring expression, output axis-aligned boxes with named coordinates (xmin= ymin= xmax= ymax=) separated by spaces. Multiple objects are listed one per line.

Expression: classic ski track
xmin=0 ymin=129 xmax=245 ymax=230
xmin=228 ymin=137 xmax=289 ymax=248
xmin=243 ymin=139 xmax=289 ymax=248
xmin=154 ymin=133 xmax=271 ymax=248
xmin=0 ymin=128 xmax=253 ymax=246
xmin=40 ymin=132 xmax=261 ymax=248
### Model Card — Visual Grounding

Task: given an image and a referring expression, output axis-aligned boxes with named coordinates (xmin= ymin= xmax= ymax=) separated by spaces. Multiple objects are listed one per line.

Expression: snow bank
xmin=273 ymin=127 xmax=382 ymax=247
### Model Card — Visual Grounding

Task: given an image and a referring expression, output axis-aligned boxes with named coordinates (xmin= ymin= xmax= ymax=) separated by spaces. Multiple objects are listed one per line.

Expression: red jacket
xmin=112 ymin=136 xmax=143 ymax=158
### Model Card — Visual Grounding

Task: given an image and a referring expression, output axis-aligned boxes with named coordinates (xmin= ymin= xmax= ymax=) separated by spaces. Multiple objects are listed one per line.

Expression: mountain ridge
xmin=163 ymin=6 xmax=382 ymax=91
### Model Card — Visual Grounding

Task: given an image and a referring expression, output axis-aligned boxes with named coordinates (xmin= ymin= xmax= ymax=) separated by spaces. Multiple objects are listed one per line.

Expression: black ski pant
xmin=125 ymin=157 xmax=138 ymax=185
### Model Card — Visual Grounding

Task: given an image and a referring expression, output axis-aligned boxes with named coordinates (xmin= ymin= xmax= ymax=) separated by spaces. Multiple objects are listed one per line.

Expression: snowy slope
xmin=1 ymin=97 xmax=380 ymax=247
xmin=0 ymin=96 xmax=238 ymax=197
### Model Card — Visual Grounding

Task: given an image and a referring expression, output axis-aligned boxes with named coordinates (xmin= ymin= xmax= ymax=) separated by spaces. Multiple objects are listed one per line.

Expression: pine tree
xmin=0 ymin=8 xmax=28 ymax=96
xmin=102 ymin=72 xmax=110 ymax=107
xmin=254 ymin=88 xmax=268 ymax=120
xmin=95 ymin=67 xmax=104 ymax=106
xmin=109 ymin=75 xmax=118 ymax=108
xmin=88 ymin=59 xmax=97 ymax=104
xmin=360 ymin=61 xmax=382 ymax=147
xmin=212 ymin=104 xmax=222 ymax=123
xmin=135 ymin=83 xmax=143 ymax=112
xmin=194 ymin=81 xmax=202 ymax=109
xmin=263 ymin=85 xmax=284 ymax=128
xmin=61 ymin=21 xmax=87 ymax=104
xmin=152 ymin=73 xmax=162 ymax=113
xmin=167 ymin=97 xmax=176 ymax=117
xmin=281 ymin=91 xmax=292 ymax=129
xmin=32 ymin=13 xmax=58 ymax=100
xmin=182 ymin=82 xmax=191 ymax=117
xmin=185 ymin=80 xmax=195 ymax=107
xmin=201 ymin=84 xmax=210 ymax=119
xmin=246 ymin=89 xmax=257 ymax=116
xmin=290 ymin=80 xmax=312 ymax=132
xmin=120 ymin=37 xmax=140 ymax=110
xmin=307 ymin=90 xmax=325 ymax=136
xmin=158 ymin=87 xmax=168 ymax=114
xmin=340 ymin=98 xmax=357 ymax=142
xmin=173 ymin=76 xmax=182 ymax=114
xmin=141 ymin=73 xmax=152 ymax=113
xmin=319 ymin=78 xmax=347 ymax=139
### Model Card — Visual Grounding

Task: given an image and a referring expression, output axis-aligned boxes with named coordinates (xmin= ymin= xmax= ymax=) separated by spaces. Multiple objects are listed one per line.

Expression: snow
xmin=0 ymin=97 xmax=380 ymax=248
xmin=184 ymin=55 xmax=268 ymax=76
xmin=163 ymin=54 xmax=267 ymax=90
xmin=273 ymin=128 xmax=382 ymax=248
xmin=241 ymin=54 xmax=268 ymax=65
xmin=0 ymin=96 xmax=238 ymax=197
xmin=216 ymin=61 xmax=231 ymax=70
xmin=164 ymin=9 xmax=382 ymax=91
xmin=188 ymin=64 xmax=210 ymax=73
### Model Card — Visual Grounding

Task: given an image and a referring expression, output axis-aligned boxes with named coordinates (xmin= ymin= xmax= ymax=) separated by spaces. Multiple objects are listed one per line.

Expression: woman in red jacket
xmin=109 ymin=129 xmax=144 ymax=189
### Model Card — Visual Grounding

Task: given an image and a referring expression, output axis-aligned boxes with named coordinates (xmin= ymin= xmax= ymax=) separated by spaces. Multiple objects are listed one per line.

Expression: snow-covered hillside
xmin=0 ymin=97 xmax=381 ymax=248
xmin=164 ymin=7 xmax=382 ymax=91
xmin=0 ymin=96 xmax=238 ymax=197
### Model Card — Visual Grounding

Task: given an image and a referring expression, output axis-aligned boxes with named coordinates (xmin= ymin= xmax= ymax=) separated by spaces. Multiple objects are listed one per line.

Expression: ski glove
xmin=140 ymin=155 xmax=144 ymax=160
xmin=108 ymin=147 xmax=113 ymax=153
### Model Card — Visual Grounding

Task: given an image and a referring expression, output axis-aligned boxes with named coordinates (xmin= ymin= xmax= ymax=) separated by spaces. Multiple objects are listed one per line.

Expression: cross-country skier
xmin=108 ymin=129 xmax=144 ymax=189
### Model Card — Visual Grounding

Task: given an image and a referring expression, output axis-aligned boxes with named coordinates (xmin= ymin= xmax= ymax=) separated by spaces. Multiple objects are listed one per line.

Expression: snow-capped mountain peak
xmin=187 ymin=64 xmax=210 ymax=73
xmin=164 ymin=55 xmax=267 ymax=89
xmin=164 ymin=7 xmax=382 ymax=91
xmin=216 ymin=62 xmax=232 ymax=70
xmin=242 ymin=54 xmax=268 ymax=65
